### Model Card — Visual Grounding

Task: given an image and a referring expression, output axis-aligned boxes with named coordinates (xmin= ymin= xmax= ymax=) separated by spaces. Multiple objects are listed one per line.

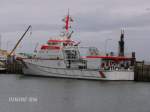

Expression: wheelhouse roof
xmin=48 ymin=39 xmax=75 ymax=43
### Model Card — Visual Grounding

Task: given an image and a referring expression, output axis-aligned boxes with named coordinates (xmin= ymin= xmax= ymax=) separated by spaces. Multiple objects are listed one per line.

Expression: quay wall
xmin=134 ymin=61 xmax=150 ymax=81
xmin=5 ymin=60 xmax=23 ymax=74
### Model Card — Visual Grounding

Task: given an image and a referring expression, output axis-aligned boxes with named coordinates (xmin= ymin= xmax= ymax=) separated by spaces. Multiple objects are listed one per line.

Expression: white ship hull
xmin=22 ymin=59 xmax=134 ymax=80
xmin=16 ymin=12 xmax=135 ymax=81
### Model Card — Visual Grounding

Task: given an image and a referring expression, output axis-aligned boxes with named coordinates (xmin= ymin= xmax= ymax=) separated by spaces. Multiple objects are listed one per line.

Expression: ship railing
xmin=98 ymin=52 xmax=133 ymax=57
xmin=63 ymin=46 xmax=79 ymax=50
xmin=80 ymin=51 xmax=133 ymax=58
xmin=78 ymin=47 xmax=133 ymax=58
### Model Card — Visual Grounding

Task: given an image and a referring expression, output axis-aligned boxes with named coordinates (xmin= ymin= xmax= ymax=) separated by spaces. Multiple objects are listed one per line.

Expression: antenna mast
xmin=62 ymin=9 xmax=74 ymax=38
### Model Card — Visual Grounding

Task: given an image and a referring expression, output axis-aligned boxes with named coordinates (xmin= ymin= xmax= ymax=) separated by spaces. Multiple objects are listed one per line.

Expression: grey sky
xmin=0 ymin=0 xmax=150 ymax=61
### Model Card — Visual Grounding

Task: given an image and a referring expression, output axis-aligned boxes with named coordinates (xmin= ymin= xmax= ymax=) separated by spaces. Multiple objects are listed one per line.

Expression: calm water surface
xmin=0 ymin=74 xmax=150 ymax=112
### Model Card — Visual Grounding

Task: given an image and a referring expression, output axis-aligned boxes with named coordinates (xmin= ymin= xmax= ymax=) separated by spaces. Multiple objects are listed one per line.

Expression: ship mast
xmin=62 ymin=9 xmax=74 ymax=39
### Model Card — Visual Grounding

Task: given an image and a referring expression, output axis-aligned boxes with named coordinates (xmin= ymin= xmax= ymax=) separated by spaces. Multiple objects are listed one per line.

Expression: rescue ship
xmin=20 ymin=12 xmax=135 ymax=80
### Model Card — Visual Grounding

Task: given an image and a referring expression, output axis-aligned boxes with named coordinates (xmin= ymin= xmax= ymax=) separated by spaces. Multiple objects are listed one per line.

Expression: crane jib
xmin=9 ymin=25 xmax=32 ymax=56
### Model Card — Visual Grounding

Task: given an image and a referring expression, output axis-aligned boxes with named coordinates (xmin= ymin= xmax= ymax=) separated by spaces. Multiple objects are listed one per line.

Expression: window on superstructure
xmin=65 ymin=50 xmax=78 ymax=61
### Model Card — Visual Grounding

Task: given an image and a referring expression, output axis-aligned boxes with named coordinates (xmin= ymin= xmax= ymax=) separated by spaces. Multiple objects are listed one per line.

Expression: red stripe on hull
xmin=99 ymin=71 xmax=106 ymax=78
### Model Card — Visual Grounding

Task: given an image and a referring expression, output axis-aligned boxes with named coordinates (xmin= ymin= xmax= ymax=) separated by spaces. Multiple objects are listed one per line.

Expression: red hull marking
xmin=99 ymin=71 xmax=106 ymax=78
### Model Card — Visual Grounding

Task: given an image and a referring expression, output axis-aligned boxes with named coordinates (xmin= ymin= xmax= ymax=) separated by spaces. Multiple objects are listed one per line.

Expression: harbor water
xmin=0 ymin=74 xmax=150 ymax=112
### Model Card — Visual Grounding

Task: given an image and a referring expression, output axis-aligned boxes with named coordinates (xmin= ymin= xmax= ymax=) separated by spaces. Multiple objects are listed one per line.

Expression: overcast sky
xmin=0 ymin=0 xmax=150 ymax=61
